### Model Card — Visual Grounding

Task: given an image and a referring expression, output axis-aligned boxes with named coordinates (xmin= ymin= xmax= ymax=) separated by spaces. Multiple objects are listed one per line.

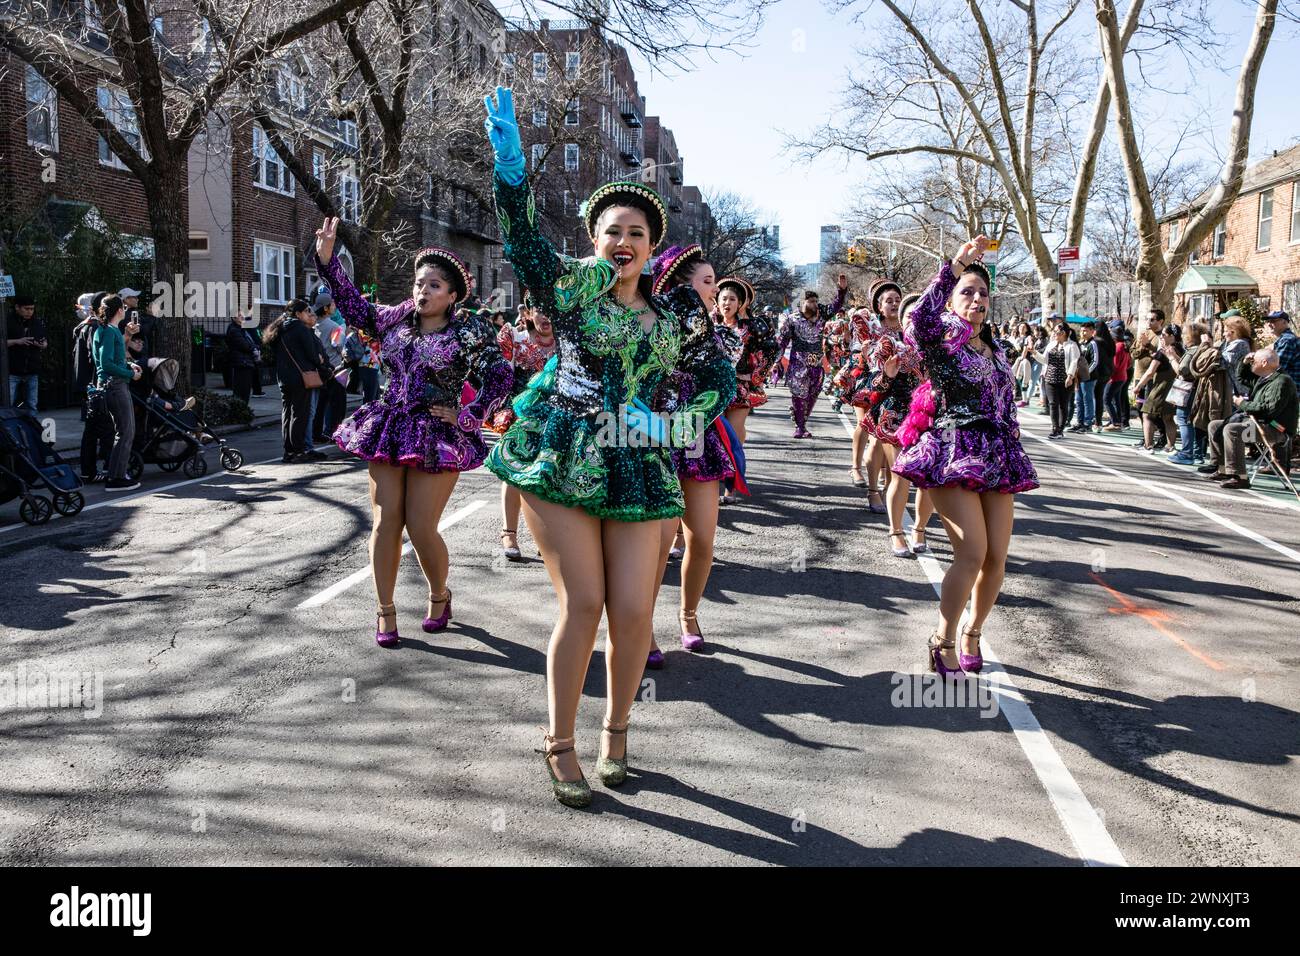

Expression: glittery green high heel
xmin=596 ymin=722 xmax=629 ymax=788
xmin=536 ymin=733 xmax=592 ymax=809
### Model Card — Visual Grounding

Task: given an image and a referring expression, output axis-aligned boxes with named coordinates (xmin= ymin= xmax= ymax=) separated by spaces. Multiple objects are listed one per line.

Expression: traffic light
xmin=846 ymin=245 xmax=862 ymax=265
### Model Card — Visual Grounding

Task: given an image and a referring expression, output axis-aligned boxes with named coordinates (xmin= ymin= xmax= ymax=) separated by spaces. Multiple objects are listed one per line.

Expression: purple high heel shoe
xmin=422 ymin=589 xmax=452 ymax=633
xmin=926 ymin=631 xmax=960 ymax=676
xmin=680 ymin=610 xmax=704 ymax=652
xmin=959 ymin=627 xmax=984 ymax=674
xmin=646 ymin=647 xmax=665 ymax=670
xmin=375 ymin=604 xmax=401 ymax=649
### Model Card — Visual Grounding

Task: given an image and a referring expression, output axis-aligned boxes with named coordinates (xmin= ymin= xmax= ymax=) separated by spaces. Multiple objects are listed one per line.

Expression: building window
xmin=1283 ymin=280 xmax=1299 ymax=315
xmin=84 ymin=0 xmax=103 ymax=35
xmin=277 ymin=68 xmax=306 ymax=110
xmin=565 ymin=98 xmax=579 ymax=125
xmin=312 ymin=149 xmax=325 ymax=184
xmin=502 ymin=52 xmax=515 ymax=73
xmin=254 ymin=240 xmax=295 ymax=305
xmin=25 ymin=66 xmax=58 ymax=150
xmin=479 ymin=44 xmax=487 ymax=73
xmin=566 ymin=52 xmax=580 ymax=79
xmin=96 ymin=84 xmax=144 ymax=169
xmin=564 ymin=144 xmax=579 ymax=172
xmin=533 ymin=106 xmax=547 ymax=127
xmin=339 ymin=166 xmax=361 ymax=223
xmin=1292 ymin=183 xmax=1300 ymax=243
xmin=533 ymin=52 xmax=546 ymax=80
xmin=1258 ymin=189 xmax=1273 ymax=250
xmin=531 ymin=143 xmax=546 ymax=172
xmin=562 ymin=236 xmax=571 ymax=256
xmin=502 ymin=282 xmax=514 ymax=308
xmin=1168 ymin=221 xmax=1180 ymax=251
xmin=1213 ymin=221 xmax=1226 ymax=258
xmin=563 ymin=190 xmax=571 ymax=214
xmin=251 ymin=126 xmax=295 ymax=195
xmin=189 ymin=233 xmax=210 ymax=255
xmin=338 ymin=118 xmax=358 ymax=148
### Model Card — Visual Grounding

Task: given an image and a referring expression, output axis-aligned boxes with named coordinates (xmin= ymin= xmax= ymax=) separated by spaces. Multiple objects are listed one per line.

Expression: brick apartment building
xmin=1159 ymin=143 xmax=1300 ymax=321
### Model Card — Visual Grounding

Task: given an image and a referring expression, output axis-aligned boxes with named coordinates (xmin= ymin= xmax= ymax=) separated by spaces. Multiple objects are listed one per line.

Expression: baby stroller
xmin=127 ymin=358 xmax=245 ymax=480
xmin=0 ymin=407 xmax=85 ymax=525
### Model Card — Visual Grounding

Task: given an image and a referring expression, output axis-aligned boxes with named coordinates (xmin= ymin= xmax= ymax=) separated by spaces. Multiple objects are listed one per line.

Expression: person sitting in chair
xmin=1199 ymin=348 xmax=1298 ymax=489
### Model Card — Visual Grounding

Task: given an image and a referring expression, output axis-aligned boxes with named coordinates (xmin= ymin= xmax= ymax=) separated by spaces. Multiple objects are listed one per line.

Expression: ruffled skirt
xmin=485 ymin=367 xmax=686 ymax=521
xmin=334 ymin=399 xmax=487 ymax=473
xmin=892 ymin=420 xmax=1039 ymax=494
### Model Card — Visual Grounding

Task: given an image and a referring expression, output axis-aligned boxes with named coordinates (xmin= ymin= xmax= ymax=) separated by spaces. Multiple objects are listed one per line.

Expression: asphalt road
xmin=2 ymin=387 xmax=1297 ymax=866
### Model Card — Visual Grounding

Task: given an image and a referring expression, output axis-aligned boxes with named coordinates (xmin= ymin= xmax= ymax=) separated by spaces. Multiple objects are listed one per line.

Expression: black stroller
xmin=127 ymin=359 xmax=245 ymax=480
xmin=0 ymin=407 xmax=85 ymax=525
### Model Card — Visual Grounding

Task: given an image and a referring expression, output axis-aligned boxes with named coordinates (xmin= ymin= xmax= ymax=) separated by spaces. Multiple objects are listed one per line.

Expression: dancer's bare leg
xmin=601 ymin=517 xmax=668 ymax=761
xmin=851 ymin=407 xmax=869 ymax=474
xmin=725 ymin=406 xmax=749 ymax=445
xmin=521 ymin=492 xmax=605 ymax=783
xmin=501 ymin=481 xmax=522 ymax=553
xmin=927 ymin=486 xmax=989 ymax=669
xmin=368 ymin=461 xmax=407 ymax=632
xmin=404 ymin=469 xmax=459 ymax=619
xmin=967 ymin=492 xmax=1016 ymax=653
xmin=679 ymin=479 xmax=720 ymax=636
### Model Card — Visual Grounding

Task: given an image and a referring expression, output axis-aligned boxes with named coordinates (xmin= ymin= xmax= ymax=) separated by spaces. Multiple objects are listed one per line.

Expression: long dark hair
xmin=1093 ymin=320 xmax=1115 ymax=347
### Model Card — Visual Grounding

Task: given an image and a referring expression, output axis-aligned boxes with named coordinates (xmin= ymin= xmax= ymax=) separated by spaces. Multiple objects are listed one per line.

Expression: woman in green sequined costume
xmin=484 ymin=87 xmax=735 ymax=808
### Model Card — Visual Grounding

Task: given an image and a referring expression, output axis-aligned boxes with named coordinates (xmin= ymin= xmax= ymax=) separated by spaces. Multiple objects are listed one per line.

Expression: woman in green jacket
xmin=91 ymin=294 xmax=143 ymax=491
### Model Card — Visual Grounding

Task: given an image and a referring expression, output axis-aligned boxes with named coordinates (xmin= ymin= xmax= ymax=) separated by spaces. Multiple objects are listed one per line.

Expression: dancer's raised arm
xmin=485 ymin=86 xmax=561 ymax=300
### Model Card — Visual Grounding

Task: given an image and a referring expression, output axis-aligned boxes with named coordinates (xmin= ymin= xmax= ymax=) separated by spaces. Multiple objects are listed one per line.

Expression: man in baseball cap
xmin=1265 ymin=310 xmax=1299 ymax=386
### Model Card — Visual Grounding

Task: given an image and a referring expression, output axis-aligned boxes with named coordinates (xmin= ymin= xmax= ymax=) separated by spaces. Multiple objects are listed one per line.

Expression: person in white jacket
xmin=1024 ymin=324 xmax=1080 ymax=438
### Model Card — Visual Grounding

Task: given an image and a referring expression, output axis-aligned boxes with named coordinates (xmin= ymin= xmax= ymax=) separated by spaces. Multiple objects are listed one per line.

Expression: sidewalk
xmin=41 ymin=384 xmax=362 ymax=454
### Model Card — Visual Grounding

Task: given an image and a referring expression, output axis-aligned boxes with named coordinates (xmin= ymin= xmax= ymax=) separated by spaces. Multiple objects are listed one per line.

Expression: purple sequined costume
xmin=657 ymin=322 xmax=742 ymax=483
xmin=316 ymin=254 xmax=513 ymax=473
xmin=892 ymin=262 xmax=1039 ymax=494
xmin=775 ymin=285 xmax=846 ymax=430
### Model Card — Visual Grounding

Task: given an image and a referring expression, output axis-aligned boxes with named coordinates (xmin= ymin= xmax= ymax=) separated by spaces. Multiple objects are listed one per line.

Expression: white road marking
xmin=1025 ymin=429 xmax=1300 ymax=566
xmin=839 ymin=409 xmax=1128 ymax=867
xmin=296 ymin=499 xmax=488 ymax=608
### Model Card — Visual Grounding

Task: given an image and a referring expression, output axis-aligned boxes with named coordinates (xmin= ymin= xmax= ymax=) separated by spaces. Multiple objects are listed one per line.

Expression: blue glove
xmin=483 ymin=86 xmax=525 ymax=186
xmin=626 ymin=398 xmax=668 ymax=445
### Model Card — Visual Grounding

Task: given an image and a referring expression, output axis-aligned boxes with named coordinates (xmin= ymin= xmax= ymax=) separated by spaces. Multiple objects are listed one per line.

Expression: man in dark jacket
xmin=1200 ymin=348 xmax=1299 ymax=489
xmin=270 ymin=301 xmax=330 ymax=463
xmin=225 ymin=312 xmax=259 ymax=404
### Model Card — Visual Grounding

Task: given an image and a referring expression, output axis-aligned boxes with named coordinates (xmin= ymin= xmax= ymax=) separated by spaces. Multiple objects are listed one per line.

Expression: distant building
xmin=820 ymin=225 xmax=843 ymax=264
xmin=1159 ymin=143 xmax=1300 ymax=320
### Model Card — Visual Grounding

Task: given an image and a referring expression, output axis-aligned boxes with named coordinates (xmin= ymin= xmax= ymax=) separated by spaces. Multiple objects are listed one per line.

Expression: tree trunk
xmin=1039 ymin=274 xmax=1059 ymax=319
xmin=145 ymin=161 xmax=193 ymax=393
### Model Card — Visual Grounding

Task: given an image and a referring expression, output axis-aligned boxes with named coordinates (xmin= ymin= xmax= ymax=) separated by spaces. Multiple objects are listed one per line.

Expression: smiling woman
xmin=482 ymin=86 xmax=736 ymax=810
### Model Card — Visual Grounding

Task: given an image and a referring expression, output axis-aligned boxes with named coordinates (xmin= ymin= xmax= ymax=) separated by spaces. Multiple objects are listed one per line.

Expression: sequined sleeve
xmin=908 ymin=261 xmax=958 ymax=347
xmin=496 ymin=322 xmax=517 ymax=364
xmin=316 ymin=253 xmax=411 ymax=338
xmin=824 ymin=284 xmax=847 ymax=318
xmin=493 ymin=173 xmax=561 ymax=310
xmin=461 ymin=317 xmax=514 ymax=426
xmin=664 ymin=287 xmax=736 ymax=445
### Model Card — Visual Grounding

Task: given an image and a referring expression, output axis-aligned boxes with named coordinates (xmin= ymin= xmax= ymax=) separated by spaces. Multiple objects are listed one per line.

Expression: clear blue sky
xmin=630 ymin=0 xmax=1297 ymax=266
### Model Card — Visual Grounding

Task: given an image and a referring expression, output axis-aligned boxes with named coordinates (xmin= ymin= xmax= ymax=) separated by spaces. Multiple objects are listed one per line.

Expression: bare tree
xmin=0 ymin=0 xmax=372 ymax=369
xmin=506 ymin=0 xmax=775 ymax=70
xmin=1095 ymin=0 xmax=1281 ymax=316
xmin=799 ymin=0 xmax=1092 ymax=314
xmin=703 ymin=190 xmax=796 ymax=306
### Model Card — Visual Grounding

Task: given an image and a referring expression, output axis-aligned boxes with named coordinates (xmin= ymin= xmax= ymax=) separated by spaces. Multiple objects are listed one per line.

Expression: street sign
xmin=987 ymin=262 xmax=997 ymax=291
xmin=985 ymin=239 xmax=1001 ymax=253
xmin=1057 ymin=246 xmax=1081 ymax=274
xmin=0 ymin=275 xmax=14 ymax=298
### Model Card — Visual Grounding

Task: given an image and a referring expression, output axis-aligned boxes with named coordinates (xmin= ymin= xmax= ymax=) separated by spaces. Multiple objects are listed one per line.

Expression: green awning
xmin=1175 ymin=265 xmax=1259 ymax=295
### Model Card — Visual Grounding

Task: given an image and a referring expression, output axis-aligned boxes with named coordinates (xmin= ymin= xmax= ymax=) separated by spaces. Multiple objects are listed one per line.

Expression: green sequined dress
xmin=486 ymin=174 xmax=736 ymax=521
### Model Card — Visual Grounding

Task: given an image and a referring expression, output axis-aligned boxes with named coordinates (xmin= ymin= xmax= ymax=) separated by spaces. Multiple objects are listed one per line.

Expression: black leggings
xmin=1044 ymin=381 xmax=1071 ymax=434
